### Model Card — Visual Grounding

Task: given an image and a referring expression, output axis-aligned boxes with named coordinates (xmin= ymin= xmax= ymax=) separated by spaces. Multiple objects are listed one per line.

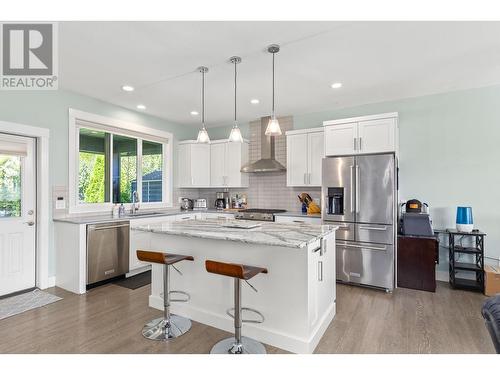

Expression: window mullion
xmin=137 ymin=139 xmax=143 ymax=203
xmin=109 ymin=133 xmax=113 ymax=204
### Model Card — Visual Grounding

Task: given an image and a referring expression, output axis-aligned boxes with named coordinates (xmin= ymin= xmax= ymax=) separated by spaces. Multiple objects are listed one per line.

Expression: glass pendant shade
xmin=265 ymin=115 xmax=282 ymax=136
xmin=228 ymin=123 xmax=243 ymax=143
xmin=197 ymin=125 xmax=210 ymax=144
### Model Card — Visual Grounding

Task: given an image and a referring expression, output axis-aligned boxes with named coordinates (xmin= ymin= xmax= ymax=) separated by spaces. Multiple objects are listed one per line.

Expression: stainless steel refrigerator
xmin=322 ymin=153 xmax=397 ymax=291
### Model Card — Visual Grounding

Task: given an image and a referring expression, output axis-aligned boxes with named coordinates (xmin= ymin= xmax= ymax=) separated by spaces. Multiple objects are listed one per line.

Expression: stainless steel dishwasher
xmin=87 ymin=221 xmax=130 ymax=285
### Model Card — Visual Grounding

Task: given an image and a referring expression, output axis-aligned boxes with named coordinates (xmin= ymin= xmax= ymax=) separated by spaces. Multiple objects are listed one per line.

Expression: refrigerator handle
xmin=350 ymin=165 xmax=355 ymax=213
xmin=355 ymin=164 xmax=360 ymax=213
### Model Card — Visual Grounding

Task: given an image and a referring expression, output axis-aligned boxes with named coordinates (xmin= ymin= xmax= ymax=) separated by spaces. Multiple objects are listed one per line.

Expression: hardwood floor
xmin=0 ymin=281 xmax=494 ymax=354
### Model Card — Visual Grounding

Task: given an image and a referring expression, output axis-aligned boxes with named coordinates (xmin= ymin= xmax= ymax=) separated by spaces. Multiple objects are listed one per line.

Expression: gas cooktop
xmin=235 ymin=208 xmax=286 ymax=221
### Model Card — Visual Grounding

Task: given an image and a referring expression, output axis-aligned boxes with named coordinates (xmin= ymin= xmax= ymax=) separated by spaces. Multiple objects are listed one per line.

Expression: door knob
xmin=24 ymin=221 xmax=35 ymax=226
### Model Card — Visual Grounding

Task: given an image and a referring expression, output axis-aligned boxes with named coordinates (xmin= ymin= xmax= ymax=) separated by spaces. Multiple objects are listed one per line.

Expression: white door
xmin=190 ymin=143 xmax=210 ymax=187
xmin=0 ymin=134 xmax=36 ymax=296
xmin=210 ymin=142 xmax=226 ymax=187
xmin=324 ymin=123 xmax=358 ymax=156
xmin=225 ymin=141 xmax=242 ymax=187
xmin=357 ymin=118 xmax=396 ymax=154
xmin=178 ymin=144 xmax=191 ymax=187
xmin=286 ymin=133 xmax=308 ymax=186
xmin=307 ymin=132 xmax=324 ymax=186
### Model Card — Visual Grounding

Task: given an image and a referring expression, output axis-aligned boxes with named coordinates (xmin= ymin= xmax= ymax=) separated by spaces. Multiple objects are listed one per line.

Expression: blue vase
xmin=456 ymin=206 xmax=473 ymax=232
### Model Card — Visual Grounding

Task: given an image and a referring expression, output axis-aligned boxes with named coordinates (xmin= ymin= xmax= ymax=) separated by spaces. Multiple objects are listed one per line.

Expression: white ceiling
xmin=59 ymin=21 xmax=500 ymax=128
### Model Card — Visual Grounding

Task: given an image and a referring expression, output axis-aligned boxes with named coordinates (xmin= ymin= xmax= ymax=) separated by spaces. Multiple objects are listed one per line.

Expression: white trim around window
xmin=68 ymin=108 xmax=173 ymax=214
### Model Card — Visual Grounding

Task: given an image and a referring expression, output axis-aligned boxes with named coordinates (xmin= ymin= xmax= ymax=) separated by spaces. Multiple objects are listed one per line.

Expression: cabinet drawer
xmin=275 ymin=215 xmax=321 ymax=225
xmin=355 ymin=223 xmax=394 ymax=245
xmin=336 ymin=241 xmax=394 ymax=289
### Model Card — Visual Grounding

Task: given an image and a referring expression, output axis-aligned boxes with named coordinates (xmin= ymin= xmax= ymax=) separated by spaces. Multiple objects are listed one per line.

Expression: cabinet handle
xmin=180 ymin=216 xmax=191 ymax=220
xmin=191 ymin=177 xmax=195 ymax=186
xmin=303 ymin=173 xmax=307 ymax=184
xmin=359 ymin=137 xmax=362 ymax=151
xmin=318 ymin=261 xmax=323 ymax=282
xmin=308 ymin=173 xmax=311 ymax=184
xmin=293 ymin=220 xmax=305 ymax=223
xmin=353 ymin=137 xmax=357 ymax=151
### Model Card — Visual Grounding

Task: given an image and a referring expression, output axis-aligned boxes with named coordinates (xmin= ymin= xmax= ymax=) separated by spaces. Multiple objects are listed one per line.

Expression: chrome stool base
xmin=142 ymin=315 xmax=192 ymax=341
xmin=210 ymin=336 xmax=266 ymax=354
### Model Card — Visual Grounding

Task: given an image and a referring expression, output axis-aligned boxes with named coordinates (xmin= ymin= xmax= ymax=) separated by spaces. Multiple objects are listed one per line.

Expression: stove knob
xmin=250 ymin=214 xmax=254 ymax=218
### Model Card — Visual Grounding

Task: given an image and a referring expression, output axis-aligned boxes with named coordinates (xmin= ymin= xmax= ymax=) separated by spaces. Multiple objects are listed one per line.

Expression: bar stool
xmin=136 ymin=250 xmax=194 ymax=341
xmin=205 ymin=259 xmax=268 ymax=354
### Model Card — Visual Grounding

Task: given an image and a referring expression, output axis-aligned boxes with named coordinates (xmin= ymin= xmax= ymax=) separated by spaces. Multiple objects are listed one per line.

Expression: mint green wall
xmin=0 ymin=89 xmax=197 ymax=277
xmin=213 ymin=85 xmax=500 ymax=268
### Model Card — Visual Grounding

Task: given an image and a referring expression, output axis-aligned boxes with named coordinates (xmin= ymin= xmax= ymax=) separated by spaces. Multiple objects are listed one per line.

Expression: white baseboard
xmin=46 ymin=276 xmax=56 ymax=288
xmin=436 ymin=270 xmax=448 ymax=282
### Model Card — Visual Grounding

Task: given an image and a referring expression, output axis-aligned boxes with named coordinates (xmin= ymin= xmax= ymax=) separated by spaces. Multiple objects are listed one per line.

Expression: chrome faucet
xmin=131 ymin=190 xmax=140 ymax=214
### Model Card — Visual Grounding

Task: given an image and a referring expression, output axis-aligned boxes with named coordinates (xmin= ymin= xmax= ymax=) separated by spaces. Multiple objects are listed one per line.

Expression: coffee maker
xmin=215 ymin=192 xmax=229 ymax=210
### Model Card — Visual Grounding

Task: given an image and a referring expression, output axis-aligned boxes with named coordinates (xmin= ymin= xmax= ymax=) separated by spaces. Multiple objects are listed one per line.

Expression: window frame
xmin=68 ymin=109 xmax=173 ymax=214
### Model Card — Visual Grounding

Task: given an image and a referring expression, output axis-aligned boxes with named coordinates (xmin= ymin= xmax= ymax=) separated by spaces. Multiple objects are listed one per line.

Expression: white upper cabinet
xmin=324 ymin=122 xmax=358 ymax=156
xmin=210 ymin=142 xmax=226 ymax=187
xmin=225 ymin=140 xmax=249 ymax=187
xmin=357 ymin=118 xmax=396 ymax=154
xmin=210 ymin=140 xmax=249 ymax=188
xmin=287 ymin=133 xmax=308 ymax=186
xmin=323 ymin=113 xmax=398 ymax=156
xmin=178 ymin=141 xmax=210 ymax=187
xmin=286 ymin=128 xmax=324 ymax=187
xmin=179 ymin=139 xmax=248 ymax=188
xmin=308 ymin=131 xmax=325 ymax=186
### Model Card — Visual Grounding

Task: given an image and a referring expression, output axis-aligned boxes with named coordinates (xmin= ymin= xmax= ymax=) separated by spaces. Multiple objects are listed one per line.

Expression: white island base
xmin=141 ymin=225 xmax=336 ymax=354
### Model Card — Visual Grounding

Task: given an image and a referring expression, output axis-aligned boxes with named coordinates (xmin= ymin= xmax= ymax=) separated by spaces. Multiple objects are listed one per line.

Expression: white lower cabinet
xmin=275 ymin=215 xmax=322 ymax=225
xmin=201 ymin=212 xmax=234 ymax=219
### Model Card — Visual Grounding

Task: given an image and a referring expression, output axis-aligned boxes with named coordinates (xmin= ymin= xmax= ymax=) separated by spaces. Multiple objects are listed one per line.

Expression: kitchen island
xmin=133 ymin=218 xmax=337 ymax=353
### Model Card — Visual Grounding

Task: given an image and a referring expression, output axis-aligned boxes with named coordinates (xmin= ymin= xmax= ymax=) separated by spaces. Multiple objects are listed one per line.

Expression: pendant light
xmin=228 ymin=56 xmax=243 ymax=143
xmin=265 ymin=44 xmax=282 ymax=136
xmin=196 ymin=66 xmax=210 ymax=143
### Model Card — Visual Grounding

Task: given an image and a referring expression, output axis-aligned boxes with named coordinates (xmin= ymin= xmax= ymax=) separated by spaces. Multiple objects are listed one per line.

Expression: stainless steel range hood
xmin=241 ymin=116 xmax=286 ymax=173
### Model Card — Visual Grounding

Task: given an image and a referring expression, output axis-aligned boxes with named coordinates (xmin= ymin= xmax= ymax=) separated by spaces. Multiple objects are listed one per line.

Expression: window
xmin=141 ymin=140 xmax=163 ymax=203
xmin=0 ymin=154 xmax=21 ymax=217
xmin=112 ymin=134 xmax=137 ymax=203
xmin=70 ymin=109 xmax=172 ymax=213
xmin=78 ymin=128 xmax=110 ymax=204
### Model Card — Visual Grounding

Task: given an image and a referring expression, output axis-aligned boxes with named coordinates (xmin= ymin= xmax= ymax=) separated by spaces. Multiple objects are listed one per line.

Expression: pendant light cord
xmin=234 ymin=60 xmax=237 ymax=123
xmin=272 ymin=52 xmax=275 ymax=116
xmin=201 ymin=69 xmax=205 ymax=126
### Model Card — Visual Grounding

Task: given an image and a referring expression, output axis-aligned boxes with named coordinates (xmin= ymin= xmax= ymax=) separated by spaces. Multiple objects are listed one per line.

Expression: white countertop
xmin=133 ymin=218 xmax=337 ymax=248
xmin=52 ymin=208 xmax=228 ymax=224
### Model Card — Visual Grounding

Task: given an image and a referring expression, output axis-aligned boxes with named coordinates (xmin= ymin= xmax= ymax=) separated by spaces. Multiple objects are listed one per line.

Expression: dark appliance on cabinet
xmin=322 ymin=153 xmax=397 ymax=291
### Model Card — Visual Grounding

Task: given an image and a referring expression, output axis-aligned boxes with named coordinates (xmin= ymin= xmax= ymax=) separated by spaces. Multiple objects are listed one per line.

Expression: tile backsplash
xmin=184 ymin=116 xmax=321 ymax=212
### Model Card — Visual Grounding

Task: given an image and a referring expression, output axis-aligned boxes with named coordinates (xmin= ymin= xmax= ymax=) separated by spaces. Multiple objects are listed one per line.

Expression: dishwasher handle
xmin=89 ymin=223 xmax=130 ymax=231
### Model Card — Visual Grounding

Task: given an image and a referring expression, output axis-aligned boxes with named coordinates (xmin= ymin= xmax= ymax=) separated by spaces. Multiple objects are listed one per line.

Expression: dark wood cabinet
xmin=397 ymin=235 xmax=439 ymax=292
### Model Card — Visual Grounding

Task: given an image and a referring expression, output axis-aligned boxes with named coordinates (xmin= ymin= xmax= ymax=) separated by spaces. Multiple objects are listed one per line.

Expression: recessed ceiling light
xmin=122 ymin=85 xmax=135 ymax=92
xmin=250 ymin=99 xmax=260 ymax=104
xmin=136 ymin=104 xmax=146 ymax=110
xmin=331 ymin=82 xmax=342 ymax=89
xmin=190 ymin=110 xmax=199 ymax=116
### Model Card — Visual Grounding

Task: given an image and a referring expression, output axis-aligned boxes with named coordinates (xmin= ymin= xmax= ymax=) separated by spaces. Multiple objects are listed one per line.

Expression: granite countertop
xmin=133 ymin=218 xmax=337 ymax=249
xmin=53 ymin=208 xmax=229 ymax=224
xmin=274 ymin=211 xmax=322 ymax=218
